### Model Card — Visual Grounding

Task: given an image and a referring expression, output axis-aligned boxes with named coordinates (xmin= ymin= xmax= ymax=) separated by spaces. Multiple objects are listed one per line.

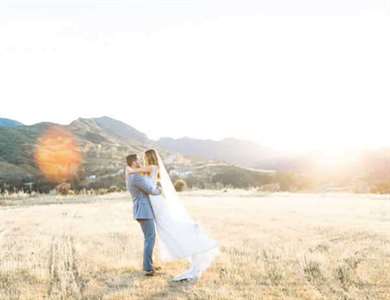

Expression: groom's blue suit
xmin=127 ymin=173 xmax=161 ymax=272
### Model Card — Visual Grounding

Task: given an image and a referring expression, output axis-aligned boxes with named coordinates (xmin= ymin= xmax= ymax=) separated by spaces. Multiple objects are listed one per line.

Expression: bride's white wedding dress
xmin=146 ymin=152 xmax=219 ymax=281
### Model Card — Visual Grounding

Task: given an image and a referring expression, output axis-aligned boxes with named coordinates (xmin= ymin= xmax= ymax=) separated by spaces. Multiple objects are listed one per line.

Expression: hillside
xmin=2 ymin=116 xmax=390 ymax=193
xmin=0 ymin=117 xmax=279 ymax=192
xmin=0 ymin=118 xmax=23 ymax=128
xmin=0 ymin=117 xmax=156 ymax=191
xmin=93 ymin=116 xmax=149 ymax=144
xmin=158 ymin=137 xmax=276 ymax=168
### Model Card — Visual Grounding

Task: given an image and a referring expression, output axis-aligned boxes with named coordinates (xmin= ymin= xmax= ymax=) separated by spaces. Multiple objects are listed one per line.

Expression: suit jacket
xmin=127 ymin=173 xmax=161 ymax=220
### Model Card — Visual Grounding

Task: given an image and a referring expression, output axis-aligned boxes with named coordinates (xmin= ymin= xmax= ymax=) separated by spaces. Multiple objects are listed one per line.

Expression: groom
xmin=126 ymin=154 xmax=162 ymax=276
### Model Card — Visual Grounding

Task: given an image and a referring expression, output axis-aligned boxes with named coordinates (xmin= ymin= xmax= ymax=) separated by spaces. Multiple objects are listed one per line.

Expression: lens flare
xmin=34 ymin=126 xmax=82 ymax=183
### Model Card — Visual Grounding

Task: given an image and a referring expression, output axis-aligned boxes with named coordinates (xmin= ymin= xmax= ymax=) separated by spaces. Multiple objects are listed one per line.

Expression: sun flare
xmin=34 ymin=126 xmax=82 ymax=183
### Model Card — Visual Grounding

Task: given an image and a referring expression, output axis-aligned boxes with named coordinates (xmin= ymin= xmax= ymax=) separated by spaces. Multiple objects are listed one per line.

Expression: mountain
xmin=0 ymin=116 xmax=156 ymax=190
xmin=68 ymin=117 xmax=152 ymax=146
xmin=3 ymin=115 xmax=388 ymax=193
xmin=93 ymin=116 xmax=149 ymax=144
xmin=0 ymin=116 xmax=282 ymax=192
xmin=158 ymin=137 xmax=276 ymax=168
xmin=0 ymin=118 xmax=23 ymax=128
xmin=0 ymin=116 xmax=293 ymax=192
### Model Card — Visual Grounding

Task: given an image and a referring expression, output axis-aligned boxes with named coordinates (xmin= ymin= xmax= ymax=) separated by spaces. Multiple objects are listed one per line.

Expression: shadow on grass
xmin=146 ymin=276 xmax=198 ymax=300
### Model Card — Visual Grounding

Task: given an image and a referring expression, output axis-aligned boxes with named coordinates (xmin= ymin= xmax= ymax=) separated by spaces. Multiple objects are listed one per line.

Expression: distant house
xmin=169 ymin=168 xmax=193 ymax=178
xmin=165 ymin=153 xmax=192 ymax=166
xmin=258 ymin=183 xmax=280 ymax=192
xmin=87 ymin=175 xmax=97 ymax=182
xmin=23 ymin=182 xmax=34 ymax=192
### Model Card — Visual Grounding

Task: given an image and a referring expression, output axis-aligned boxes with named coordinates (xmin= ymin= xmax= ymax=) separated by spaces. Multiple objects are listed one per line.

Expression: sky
xmin=1 ymin=0 xmax=390 ymax=153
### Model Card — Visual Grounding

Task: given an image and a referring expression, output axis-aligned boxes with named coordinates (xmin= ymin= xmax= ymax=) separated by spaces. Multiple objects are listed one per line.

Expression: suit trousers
xmin=137 ymin=218 xmax=156 ymax=272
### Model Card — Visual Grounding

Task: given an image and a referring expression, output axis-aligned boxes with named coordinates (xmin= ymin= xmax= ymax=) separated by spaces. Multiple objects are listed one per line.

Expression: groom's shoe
xmin=144 ymin=270 xmax=155 ymax=277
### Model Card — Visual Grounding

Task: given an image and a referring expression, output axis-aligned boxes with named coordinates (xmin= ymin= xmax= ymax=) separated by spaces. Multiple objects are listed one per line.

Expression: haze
xmin=1 ymin=0 xmax=390 ymax=153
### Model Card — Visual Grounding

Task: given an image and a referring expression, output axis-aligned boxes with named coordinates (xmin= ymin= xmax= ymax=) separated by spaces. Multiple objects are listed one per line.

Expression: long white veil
xmin=144 ymin=150 xmax=219 ymax=277
xmin=154 ymin=151 xmax=195 ymax=223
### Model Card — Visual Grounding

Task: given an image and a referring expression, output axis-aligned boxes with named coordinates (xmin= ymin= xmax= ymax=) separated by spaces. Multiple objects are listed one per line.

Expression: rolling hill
xmin=2 ymin=116 xmax=389 ymax=193
xmin=0 ymin=116 xmax=286 ymax=192
xmin=158 ymin=137 xmax=276 ymax=168
xmin=0 ymin=117 xmax=156 ymax=190
xmin=0 ymin=118 xmax=23 ymax=128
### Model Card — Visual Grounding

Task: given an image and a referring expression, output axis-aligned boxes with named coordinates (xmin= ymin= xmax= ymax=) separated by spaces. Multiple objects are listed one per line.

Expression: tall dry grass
xmin=1 ymin=191 xmax=390 ymax=299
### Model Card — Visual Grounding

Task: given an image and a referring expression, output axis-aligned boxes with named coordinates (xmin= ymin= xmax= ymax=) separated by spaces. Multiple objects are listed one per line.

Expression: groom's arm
xmin=133 ymin=175 xmax=161 ymax=195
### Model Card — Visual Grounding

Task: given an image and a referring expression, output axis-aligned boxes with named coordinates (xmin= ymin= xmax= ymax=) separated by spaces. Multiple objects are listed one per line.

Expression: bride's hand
xmin=126 ymin=166 xmax=149 ymax=174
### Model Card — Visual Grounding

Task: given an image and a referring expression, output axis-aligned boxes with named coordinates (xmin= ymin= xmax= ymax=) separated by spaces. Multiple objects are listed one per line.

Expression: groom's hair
xmin=126 ymin=154 xmax=138 ymax=167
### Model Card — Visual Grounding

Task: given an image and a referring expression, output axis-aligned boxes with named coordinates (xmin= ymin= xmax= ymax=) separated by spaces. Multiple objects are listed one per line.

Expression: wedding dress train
xmin=146 ymin=151 xmax=219 ymax=281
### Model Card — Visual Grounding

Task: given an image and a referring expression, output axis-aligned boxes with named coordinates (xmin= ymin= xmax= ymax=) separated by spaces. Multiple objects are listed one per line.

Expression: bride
xmin=126 ymin=149 xmax=219 ymax=281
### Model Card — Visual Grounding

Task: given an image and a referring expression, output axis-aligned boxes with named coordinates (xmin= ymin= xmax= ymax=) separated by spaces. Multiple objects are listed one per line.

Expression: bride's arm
xmin=126 ymin=165 xmax=154 ymax=174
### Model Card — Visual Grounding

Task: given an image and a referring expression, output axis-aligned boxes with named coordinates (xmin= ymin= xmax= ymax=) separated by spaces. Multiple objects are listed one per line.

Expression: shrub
xmin=371 ymin=181 xmax=390 ymax=194
xmin=56 ymin=183 xmax=71 ymax=195
xmin=174 ymin=179 xmax=187 ymax=192
xmin=108 ymin=185 xmax=120 ymax=193
xmin=97 ymin=188 xmax=108 ymax=195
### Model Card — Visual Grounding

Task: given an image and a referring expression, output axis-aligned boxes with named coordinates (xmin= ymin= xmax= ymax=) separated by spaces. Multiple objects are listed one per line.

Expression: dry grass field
xmin=1 ymin=191 xmax=390 ymax=300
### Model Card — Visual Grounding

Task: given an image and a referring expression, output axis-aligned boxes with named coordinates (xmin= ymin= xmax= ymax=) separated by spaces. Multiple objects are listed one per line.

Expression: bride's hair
xmin=144 ymin=149 xmax=159 ymax=166
xmin=144 ymin=149 xmax=160 ymax=179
